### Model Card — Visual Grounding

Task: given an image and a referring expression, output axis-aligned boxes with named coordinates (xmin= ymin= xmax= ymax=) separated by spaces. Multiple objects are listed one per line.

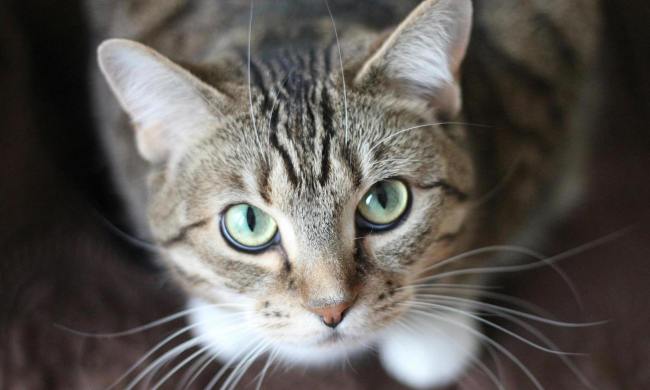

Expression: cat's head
xmin=98 ymin=0 xmax=474 ymax=363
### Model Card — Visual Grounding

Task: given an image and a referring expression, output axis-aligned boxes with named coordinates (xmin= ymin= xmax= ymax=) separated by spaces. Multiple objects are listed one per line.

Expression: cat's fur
xmin=87 ymin=0 xmax=601 ymax=388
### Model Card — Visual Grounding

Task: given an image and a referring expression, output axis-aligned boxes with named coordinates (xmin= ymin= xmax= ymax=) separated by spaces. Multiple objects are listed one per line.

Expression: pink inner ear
xmin=134 ymin=122 xmax=171 ymax=163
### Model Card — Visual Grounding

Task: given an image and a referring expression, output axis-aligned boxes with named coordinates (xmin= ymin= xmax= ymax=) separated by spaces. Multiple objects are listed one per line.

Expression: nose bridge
xmin=298 ymin=251 xmax=355 ymax=304
xmin=297 ymin=254 xmax=358 ymax=328
xmin=290 ymin=200 xmax=358 ymax=312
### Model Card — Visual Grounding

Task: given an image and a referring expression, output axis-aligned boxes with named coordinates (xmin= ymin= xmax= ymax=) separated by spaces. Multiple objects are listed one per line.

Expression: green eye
xmin=357 ymin=179 xmax=410 ymax=230
xmin=221 ymin=204 xmax=278 ymax=252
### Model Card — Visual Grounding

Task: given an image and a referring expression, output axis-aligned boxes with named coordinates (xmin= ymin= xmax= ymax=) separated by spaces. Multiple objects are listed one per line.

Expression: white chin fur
xmin=188 ymin=298 xmax=478 ymax=388
xmin=378 ymin=312 xmax=479 ymax=389
xmin=187 ymin=298 xmax=366 ymax=367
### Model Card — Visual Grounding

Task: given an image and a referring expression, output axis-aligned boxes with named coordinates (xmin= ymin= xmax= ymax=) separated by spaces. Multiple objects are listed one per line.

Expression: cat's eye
xmin=356 ymin=179 xmax=410 ymax=231
xmin=221 ymin=204 xmax=279 ymax=252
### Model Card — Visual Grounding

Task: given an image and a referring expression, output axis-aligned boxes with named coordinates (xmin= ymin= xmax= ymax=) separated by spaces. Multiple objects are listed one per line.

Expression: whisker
xmin=90 ymin=207 xmax=161 ymax=253
xmin=369 ymin=122 xmax=492 ymax=155
xmin=205 ymin=337 xmax=262 ymax=389
xmin=385 ymin=316 xmax=421 ymax=344
xmin=493 ymin=311 xmax=595 ymax=389
xmin=323 ymin=0 xmax=349 ymax=143
xmin=414 ymin=245 xmax=551 ymax=281
xmin=405 ymin=307 xmax=545 ymax=390
xmin=247 ymin=0 xmax=261 ymax=148
xmin=408 ymin=301 xmax=579 ymax=355
xmin=107 ymin=312 xmax=252 ymax=390
xmin=412 ymin=245 xmax=584 ymax=307
xmin=415 ymin=227 xmax=633 ymax=307
xmin=151 ymin=343 xmax=214 ymax=389
xmin=413 ymin=294 xmax=604 ymax=328
xmin=413 ymin=314 xmax=505 ymax=390
xmin=181 ymin=346 xmax=221 ymax=390
xmin=222 ymin=341 xmax=269 ymax=390
xmin=466 ymin=153 xmax=522 ymax=210
xmin=55 ymin=303 xmax=247 ymax=338
xmin=483 ymin=344 xmax=506 ymax=390
xmin=415 ymin=228 xmax=633 ymax=301
xmin=398 ymin=282 xmax=500 ymax=292
xmin=411 ymin=287 xmax=555 ymax=320
xmin=464 ymin=345 xmax=506 ymax=390
xmin=253 ymin=347 xmax=279 ymax=390
xmin=106 ymin=321 xmax=206 ymax=390
xmin=125 ymin=337 xmax=204 ymax=390
xmin=175 ymin=350 xmax=213 ymax=390
xmin=421 ymin=295 xmax=594 ymax=389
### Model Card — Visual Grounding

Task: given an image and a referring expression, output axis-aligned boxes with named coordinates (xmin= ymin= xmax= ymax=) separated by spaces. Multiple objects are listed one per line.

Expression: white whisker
xmin=253 ymin=347 xmax=279 ymax=390
xmin=467 ymin=153 xmax=522 ymax=210
xmin=152 ymin=343 xmax=214 ymax=389
xmin=323 ymin=0 xmax=349 ymax=143
xmin=399 ymin=282 xmax=499 ymax=292
xmin=108 ymin=311 xmax=251 ymax=389
xmin=426 ymin=318 xmax=505 ymax=390
xmin=222 ymin=341 xmax=269 ymax=390
xmin=125 ymin=337 xmax=204 ymax=390
xmin=107 ymin=321 xmax=205 ymax=390
xmin=182 ymin=347 xmax=221 ymax=389
xmin=405 ymin=307 xmax=545 ymax=390
xmin=408 ymin=301 xmax=579 ymax=355
xmin=205 ymin=337 xmax=261 ymax=389
xmin=412 ymin=249 xmax=574 ymax=310
xmin=411 ymin=287 xmax=555 ymax=319
xmin=482 ymin=308 xmax=595 ymax=389
xmin=369 ymin=122 xmax=491 ymax=155
xmin=247 ymin=0 xmax=261 ymax=149
xmin=55 ymin=303 xmax=245 ymax=338
xmin=413 ymin=294 xmax=603 ymax=328
xmin=484 ymin=344 xmax=506 ymax=390
xmin=414 ymin=245 xmax=550 ymax=280
xmin=175 ymin=350 xmax=213 ymax=390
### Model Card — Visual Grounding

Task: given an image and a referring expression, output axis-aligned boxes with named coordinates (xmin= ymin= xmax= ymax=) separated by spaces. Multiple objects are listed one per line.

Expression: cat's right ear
xmin=97 ymin=39 xmax=227 ymax=163
xmin=354 ymin=0 xmax=472 ymax=117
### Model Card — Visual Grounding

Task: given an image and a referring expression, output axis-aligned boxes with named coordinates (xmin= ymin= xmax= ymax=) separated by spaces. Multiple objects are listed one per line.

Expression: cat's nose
xmin=308 ymin=301 xmax=354 ymax=328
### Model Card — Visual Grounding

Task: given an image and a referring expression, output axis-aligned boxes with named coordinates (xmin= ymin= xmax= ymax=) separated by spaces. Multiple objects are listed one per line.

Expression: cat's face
xmin=98 ymin=0 xmax=473 ymax=364
xmin=150 ymin=84 xmax=473 ymax=359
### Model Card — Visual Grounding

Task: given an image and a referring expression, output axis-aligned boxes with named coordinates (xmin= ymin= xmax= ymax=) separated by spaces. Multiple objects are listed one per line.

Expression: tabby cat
xmin=88 ymin=0 xmax=601 ymax=388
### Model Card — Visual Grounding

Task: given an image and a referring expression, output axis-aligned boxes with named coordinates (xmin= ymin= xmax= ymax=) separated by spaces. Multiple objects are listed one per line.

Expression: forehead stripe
xmin=269 ymin=130 xmax=299 ymax=187
xmin=319 ymin=85 xmax=334 ymax=186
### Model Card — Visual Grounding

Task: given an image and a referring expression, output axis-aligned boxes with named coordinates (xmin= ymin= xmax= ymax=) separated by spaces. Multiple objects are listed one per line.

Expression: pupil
xmin=376 ymin=185 xmax=388 ymax=209
xmin=246 ymin=206 xmax=256 ymax=231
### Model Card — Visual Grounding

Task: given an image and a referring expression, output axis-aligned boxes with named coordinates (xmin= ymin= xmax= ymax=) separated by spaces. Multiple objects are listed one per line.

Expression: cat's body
xmin=87 ymin=0 xmax=602 ymax=388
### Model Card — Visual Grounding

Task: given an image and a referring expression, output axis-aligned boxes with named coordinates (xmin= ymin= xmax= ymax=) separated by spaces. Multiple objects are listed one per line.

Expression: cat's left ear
xmin=97 ymin=39 xmax=227 ymax=163
xmin=354 ymin=0 xmax=472 ymax=117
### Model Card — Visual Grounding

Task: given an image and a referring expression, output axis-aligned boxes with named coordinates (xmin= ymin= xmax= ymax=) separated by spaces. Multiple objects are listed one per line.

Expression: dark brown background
xmin=1 ymin=1 xmax=648 ymax=389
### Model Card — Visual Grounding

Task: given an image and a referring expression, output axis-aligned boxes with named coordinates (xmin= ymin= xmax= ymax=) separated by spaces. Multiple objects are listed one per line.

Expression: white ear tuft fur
xmin=355 ymin=0 xmax=472 ymax=116
xmin=97 ymin=39 xmax=222 ymax=163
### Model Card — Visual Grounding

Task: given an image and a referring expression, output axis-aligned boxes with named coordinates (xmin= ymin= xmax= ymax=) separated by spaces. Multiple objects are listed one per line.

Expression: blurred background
xmin=1 ymin=0 xmax=648 ymax=389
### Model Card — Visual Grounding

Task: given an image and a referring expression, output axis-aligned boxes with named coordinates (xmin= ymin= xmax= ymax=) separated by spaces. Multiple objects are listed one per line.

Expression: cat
xmin=88 ymin=0 xmax=602 ymax=388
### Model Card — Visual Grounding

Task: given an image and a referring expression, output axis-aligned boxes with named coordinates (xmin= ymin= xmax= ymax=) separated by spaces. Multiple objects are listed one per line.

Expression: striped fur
xmin=89 ymin=0 xmax=602 ymax=387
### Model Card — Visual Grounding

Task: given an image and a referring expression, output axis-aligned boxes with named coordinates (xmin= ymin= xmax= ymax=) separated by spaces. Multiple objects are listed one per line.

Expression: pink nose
xmin=308 ymin=301 xmax=353 ymax=328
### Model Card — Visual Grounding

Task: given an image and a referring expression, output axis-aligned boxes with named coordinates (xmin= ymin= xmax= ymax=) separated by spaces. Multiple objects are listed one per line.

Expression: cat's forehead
xmin=179 ymin=51 xmax=453 ymax=222
xmin=205 ymin=78 xmax=443 ymax=202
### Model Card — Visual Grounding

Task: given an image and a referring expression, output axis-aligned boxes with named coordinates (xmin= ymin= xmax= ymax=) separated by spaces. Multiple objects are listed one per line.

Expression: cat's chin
xmin=187 ymin=298 xmax=479 ymax=388
xmin=186 ymin=298 xmax=370 ymax=368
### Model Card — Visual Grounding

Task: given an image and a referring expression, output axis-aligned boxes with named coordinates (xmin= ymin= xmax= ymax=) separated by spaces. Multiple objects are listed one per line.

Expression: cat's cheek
xmin=378 ymin=312 xmax=479 ymax=389
xmin=187 ymin=297 xmax=261 ymax=363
